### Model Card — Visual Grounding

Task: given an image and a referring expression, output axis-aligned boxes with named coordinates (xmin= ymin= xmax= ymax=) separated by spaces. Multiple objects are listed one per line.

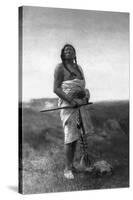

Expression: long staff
xmin=78 ymin=108 xmax=91 ymax=167
xmin=40 ymin=102 xmax=93 ymax=112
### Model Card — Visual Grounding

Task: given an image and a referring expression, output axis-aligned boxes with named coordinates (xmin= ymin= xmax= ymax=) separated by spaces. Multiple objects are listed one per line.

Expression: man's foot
xmin=64 ymin=169 xmax=74 ymax=179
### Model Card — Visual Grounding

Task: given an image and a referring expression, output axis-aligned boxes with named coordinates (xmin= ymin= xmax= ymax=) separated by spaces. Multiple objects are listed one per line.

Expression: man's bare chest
xmin=63 ymin=64 xmax=82 ymax=81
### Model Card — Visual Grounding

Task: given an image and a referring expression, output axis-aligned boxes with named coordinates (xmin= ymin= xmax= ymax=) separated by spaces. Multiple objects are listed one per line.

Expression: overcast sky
xmin=22 ymin=6 xmax=129 ymax=102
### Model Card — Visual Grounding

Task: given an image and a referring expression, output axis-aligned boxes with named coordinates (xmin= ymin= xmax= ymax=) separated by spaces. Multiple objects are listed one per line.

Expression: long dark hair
xmin=60 ymin=44 xmax=83 ymax=78
xmin=61 ymin=44 xmax=77 ymax=62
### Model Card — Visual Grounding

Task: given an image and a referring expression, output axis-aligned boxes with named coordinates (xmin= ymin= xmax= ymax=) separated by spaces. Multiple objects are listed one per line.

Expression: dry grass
xmin=19 ymin=100 xmax=129 ymax=194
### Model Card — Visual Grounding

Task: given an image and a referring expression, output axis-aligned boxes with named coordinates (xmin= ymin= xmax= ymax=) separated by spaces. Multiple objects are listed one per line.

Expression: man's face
xmin=63 ymin=46 xmax=75 ymax=59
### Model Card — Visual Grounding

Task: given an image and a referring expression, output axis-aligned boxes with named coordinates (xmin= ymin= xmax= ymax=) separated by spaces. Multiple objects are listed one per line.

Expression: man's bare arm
xmin=53 ymin=65 xmax=72 ymax=104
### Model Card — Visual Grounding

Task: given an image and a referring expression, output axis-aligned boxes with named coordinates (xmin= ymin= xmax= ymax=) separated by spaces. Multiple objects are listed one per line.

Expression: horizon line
xmin=20 ymin=98 xmax=129 ymax=104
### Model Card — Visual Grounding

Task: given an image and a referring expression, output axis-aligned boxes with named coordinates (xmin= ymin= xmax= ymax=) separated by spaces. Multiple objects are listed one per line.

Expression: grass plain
xmin=19 ymin=99 xmax=129 ymax=194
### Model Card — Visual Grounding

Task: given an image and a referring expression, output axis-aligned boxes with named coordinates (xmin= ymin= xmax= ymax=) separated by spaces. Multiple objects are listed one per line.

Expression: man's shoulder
xmin=54 ymin=63 xmax=63 ymax=73
xmin=77 ymin=64 xmax=82 ymax=69
xmin=77 ymin=64 xmax=83 ymax=72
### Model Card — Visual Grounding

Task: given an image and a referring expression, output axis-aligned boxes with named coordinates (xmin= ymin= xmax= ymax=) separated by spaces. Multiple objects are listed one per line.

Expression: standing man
xmin=53 ymin=44 xmax=92 ymax=179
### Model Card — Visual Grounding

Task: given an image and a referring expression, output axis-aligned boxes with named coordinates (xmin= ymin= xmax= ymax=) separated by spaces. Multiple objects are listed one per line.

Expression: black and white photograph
xmin=19 ymin=6 xmax=129 ymax=194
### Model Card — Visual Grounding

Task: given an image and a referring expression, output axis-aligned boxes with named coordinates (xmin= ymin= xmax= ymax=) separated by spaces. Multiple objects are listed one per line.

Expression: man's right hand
xmin=70 ymin=100 xmax=78 ymax=108
xmin=71 ymin=99 xmax=84 ymax=107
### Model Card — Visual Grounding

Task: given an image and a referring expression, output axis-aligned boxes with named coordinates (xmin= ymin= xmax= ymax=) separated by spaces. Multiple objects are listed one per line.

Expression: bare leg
xmin=71 ymin=140 xmax=77 ymax=167
xmin=64 ymin=140 xmax=77 ymax=170
xmin=64 ymin=143 xmax=73 ymax=170
xmin=64 ymin=141 xmax=78 ymax=179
